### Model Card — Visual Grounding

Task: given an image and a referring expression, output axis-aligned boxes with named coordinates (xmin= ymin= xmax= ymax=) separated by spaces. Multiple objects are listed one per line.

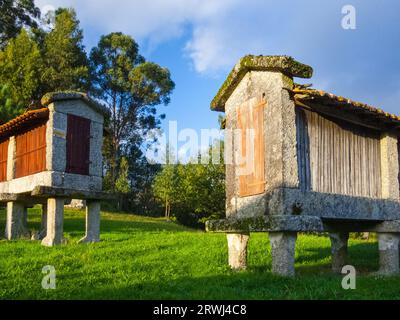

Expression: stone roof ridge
xmin=211 ymin=55 xmax=314 ymax=112
xmin=41 ymin=91 xmax=110 ymax=117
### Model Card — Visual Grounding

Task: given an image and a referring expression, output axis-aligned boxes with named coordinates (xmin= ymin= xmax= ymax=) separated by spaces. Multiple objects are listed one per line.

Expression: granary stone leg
xmin=377 ymin=233 xmax=400 ymax=276
xmin=79 ymin=201 xmax=101 ymax=244
xmin=41 ymin=198 xmax=65 ymax=247
xmin=329 ymin=232 xmax=349 ymax=273
xmin=38 ymin=203 xmax=48 ymax=240
xmin=23 ymin=207 xmax=28 ymax=230
xmin=5 ymin=202 xmax=30 ymax=240
xmin=227 ymin=233 xmax=250 ymax=270
xmin=269 ymin=232 xmax=297 ymax=277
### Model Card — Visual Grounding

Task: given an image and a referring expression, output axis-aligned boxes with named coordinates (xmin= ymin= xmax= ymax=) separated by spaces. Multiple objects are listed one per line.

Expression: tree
xmin=0 ymin=0 xmax=40 ymax=48
xmin=0 ymin=85 xmax=15 ymax=123
xmin=0 ymin=7 xmax=91 ymax=121
xmin=41 ymin=8 xmax=89 ymax=93
xmin=115 ymin=157 xmax=131 ymax=194
xmin=115 ymin=156 xmax=131 ymax=211
xmin=0 ymin=28 xmax=43 ymax=113
xmin=89 ymin=32 xmax=175 ymax=191
xmin=152 ymin=144 xmax=178 ymax=219
xmin=153 ymin=141 xmax=225 ymax=228
xmin=125 ymin=144 xmax=162 ymax=216
xmin=153 ymin=164 xmax=178 ymax=220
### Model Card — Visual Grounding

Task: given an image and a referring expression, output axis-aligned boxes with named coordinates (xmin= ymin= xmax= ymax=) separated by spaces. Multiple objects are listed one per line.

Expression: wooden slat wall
xmin=0 ymin=139 xmax=9 ymax=182
xmin=237 ymin=98 xmax=266 ymax=197
xmin=66 ymin=114 xmax=91 ymax=176
xmin=15 ymin=124 xmax=47 ymax=178
xmin=398 ymin=138 xmax=400 ymax=194
xmin=296 ymin=108 xmax=382 ymax=198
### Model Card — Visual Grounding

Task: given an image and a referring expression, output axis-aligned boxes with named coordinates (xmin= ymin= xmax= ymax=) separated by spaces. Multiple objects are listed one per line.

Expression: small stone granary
xmin=0 ymin=92 xmax=111 ymax=246
xmin=206 ymin=55 xmax=400 ymax=276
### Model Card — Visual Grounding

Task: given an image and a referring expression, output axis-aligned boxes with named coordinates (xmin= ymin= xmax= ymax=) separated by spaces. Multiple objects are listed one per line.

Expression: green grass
xmin=0 ymin=208 xmax=399 ymax=300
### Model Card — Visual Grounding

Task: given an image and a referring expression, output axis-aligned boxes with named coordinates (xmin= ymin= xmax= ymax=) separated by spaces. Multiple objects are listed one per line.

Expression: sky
xmin=35 ymin=0 xmax=400 ymax=143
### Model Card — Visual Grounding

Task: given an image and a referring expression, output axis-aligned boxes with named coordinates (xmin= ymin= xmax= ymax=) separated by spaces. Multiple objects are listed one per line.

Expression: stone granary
xmin=0 ymin=92 xmax=112 ymax=246
xmin=206 ymin=55 xmax=400 ymax=276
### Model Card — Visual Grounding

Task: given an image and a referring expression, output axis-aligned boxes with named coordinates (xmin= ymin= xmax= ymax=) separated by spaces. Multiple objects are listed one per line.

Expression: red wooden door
xmin=66 ymin=114 xmax=91 ymax=175
xmin=15 ymin=124 xmax=47 ymax=178
xmin=0 ymin=139 xmax=8 ymax=182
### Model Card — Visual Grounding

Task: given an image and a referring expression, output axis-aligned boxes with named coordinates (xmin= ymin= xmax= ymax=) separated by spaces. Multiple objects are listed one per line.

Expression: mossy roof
xmin=41 ymin=91 xmax=110 ymax=117
xmin=211 ymin=55 xmax=313 ymax=112
xmin=0 ymin=92 xmax=110 ymax=140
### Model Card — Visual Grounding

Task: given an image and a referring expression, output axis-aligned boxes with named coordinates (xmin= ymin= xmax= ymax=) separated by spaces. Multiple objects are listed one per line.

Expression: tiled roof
xmin=0 ymin=108 xmax=49 ymax=139
xmin=292 ymin=86 xmax=400 ymax=128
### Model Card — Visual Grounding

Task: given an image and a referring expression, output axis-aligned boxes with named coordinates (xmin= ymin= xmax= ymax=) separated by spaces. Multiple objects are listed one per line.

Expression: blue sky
xmin=36 ymin=0 xmax=400 ymax=137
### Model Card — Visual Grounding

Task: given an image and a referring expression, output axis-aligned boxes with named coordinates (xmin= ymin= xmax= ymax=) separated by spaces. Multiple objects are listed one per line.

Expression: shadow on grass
xmin=248 ymin=241 xmax=379 ymax=277
xmin=0 ymin=209 xmax=192 ymax=240
xmin=62 ymin=269 xmax=397 ymax=300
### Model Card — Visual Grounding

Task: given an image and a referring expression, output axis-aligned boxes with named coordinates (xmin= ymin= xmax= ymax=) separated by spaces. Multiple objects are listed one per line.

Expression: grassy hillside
xmin=0 ymin=208 xmax=399 ymax=300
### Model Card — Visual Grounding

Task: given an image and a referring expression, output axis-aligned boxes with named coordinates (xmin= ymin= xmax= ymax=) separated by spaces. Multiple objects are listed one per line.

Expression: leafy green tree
xmin=41 ymin=8 xmax=89 ymax=93
xmin=89 ymin=32 xmax=175 ymax=190
xmin=0 ymin=7 xmax=90 ymax=120
xmin=153 ymin=141 xmax=225 ymax=227
xmin=115 ymin=157 xmax=131 ymax=194
xmin=125 ymin=144 xmax=162 ymax=215
xmin=0 ymin=0 xmax=40 ymax=48
xmin=153 ymin=164 xmax=179 ymax=219
xmin=0 ymin=28 xmax=43 ymax=113
xmin=152 ymin=144 xmax=179 ymax=219
xmin=0 ymin=85 xmax=15 ymax=123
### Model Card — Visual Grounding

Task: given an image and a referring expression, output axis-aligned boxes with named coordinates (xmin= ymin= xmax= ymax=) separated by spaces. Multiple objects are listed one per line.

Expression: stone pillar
xmin=41 ymin=198 xmax=65 ymax=247
xmin=380 ymin=133 xmax=400 ymax=200
xmin=79 ymin=201 xmax=101 ymax=244
xmin=5 ymin=202 xmax=30 ymax=240
xmin=377 ymin=233 xmax=400 ymax=275
xmin=329 ymin=232 xmax=349 ymax=273
xmin=269 ymin=232 xmax=297 ymax=277
xmin=6 ymin=136 xmax=16 ymax=181
xmin=23 ymin=207 xmax=28 ymax=230
xmin=38 ymin=203 xmax=48 ymax=240
xmin=227 ymin=233 xmax=250 ymax=270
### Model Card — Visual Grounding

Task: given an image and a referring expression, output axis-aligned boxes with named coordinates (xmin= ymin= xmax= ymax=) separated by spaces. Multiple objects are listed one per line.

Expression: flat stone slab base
xmin=206 ymin=215 xmax=400 ymax=233
xmin=0 ymin=186 xmax=114 ymax=203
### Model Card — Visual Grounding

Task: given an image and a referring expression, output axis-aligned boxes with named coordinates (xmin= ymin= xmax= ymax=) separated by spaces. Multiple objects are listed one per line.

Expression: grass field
xmin=0 ymin=207 xmax=399 ymax=300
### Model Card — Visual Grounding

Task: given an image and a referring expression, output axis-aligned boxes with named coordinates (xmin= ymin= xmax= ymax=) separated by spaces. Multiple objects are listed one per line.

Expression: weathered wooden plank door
xmin=237 ymin=97 xmax=266 ymax=197
xmin=15 ymin=124 xmax=47 ymax=178
xmin=0 ymin=139 xmax=9 ymax=182
xmin=66 ymin=114 xmax=91 ymax=175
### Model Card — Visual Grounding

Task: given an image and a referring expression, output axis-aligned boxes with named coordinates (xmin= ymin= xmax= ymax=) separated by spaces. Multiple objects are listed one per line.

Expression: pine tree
xmin=0 ymin=28 xmax=43 ymax=114
xmin=0 ymin=85 xmax=15 ymax=123
xmin=41 ymin=8 xmax=89 ymax=93
xmin=0 ymin=0 xmax=40 ymax=48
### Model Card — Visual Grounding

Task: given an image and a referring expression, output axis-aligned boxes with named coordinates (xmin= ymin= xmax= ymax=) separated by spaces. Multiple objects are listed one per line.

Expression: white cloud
xmin=36 ymin=0 xmax=236 ymax=44
xmin=35 ymin=0 xmax=255 ymax=73
xmin=34 ymin=0 xmax=400 ymax=115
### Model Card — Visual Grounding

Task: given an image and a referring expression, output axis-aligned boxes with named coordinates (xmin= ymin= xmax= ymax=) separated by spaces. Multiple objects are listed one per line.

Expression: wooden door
xmin=0 ymin=139 xmax=8 ymax=182
xmin=237 ymin=97 xmax=266 ymax=197
xmin=66 ymin=114 xmax=91 ymax=175
xmin=15 ymin=124 xmax=47 ymax=178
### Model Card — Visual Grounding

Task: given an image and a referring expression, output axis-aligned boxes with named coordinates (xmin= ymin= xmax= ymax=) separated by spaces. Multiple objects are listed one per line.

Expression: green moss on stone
xmin=211 ymin=55 xmax=313 ymax=112
xmin=41 ymin=91 xmax=110 ymax=117
xmin=206 ymin=216 xmax=270 ymax=233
